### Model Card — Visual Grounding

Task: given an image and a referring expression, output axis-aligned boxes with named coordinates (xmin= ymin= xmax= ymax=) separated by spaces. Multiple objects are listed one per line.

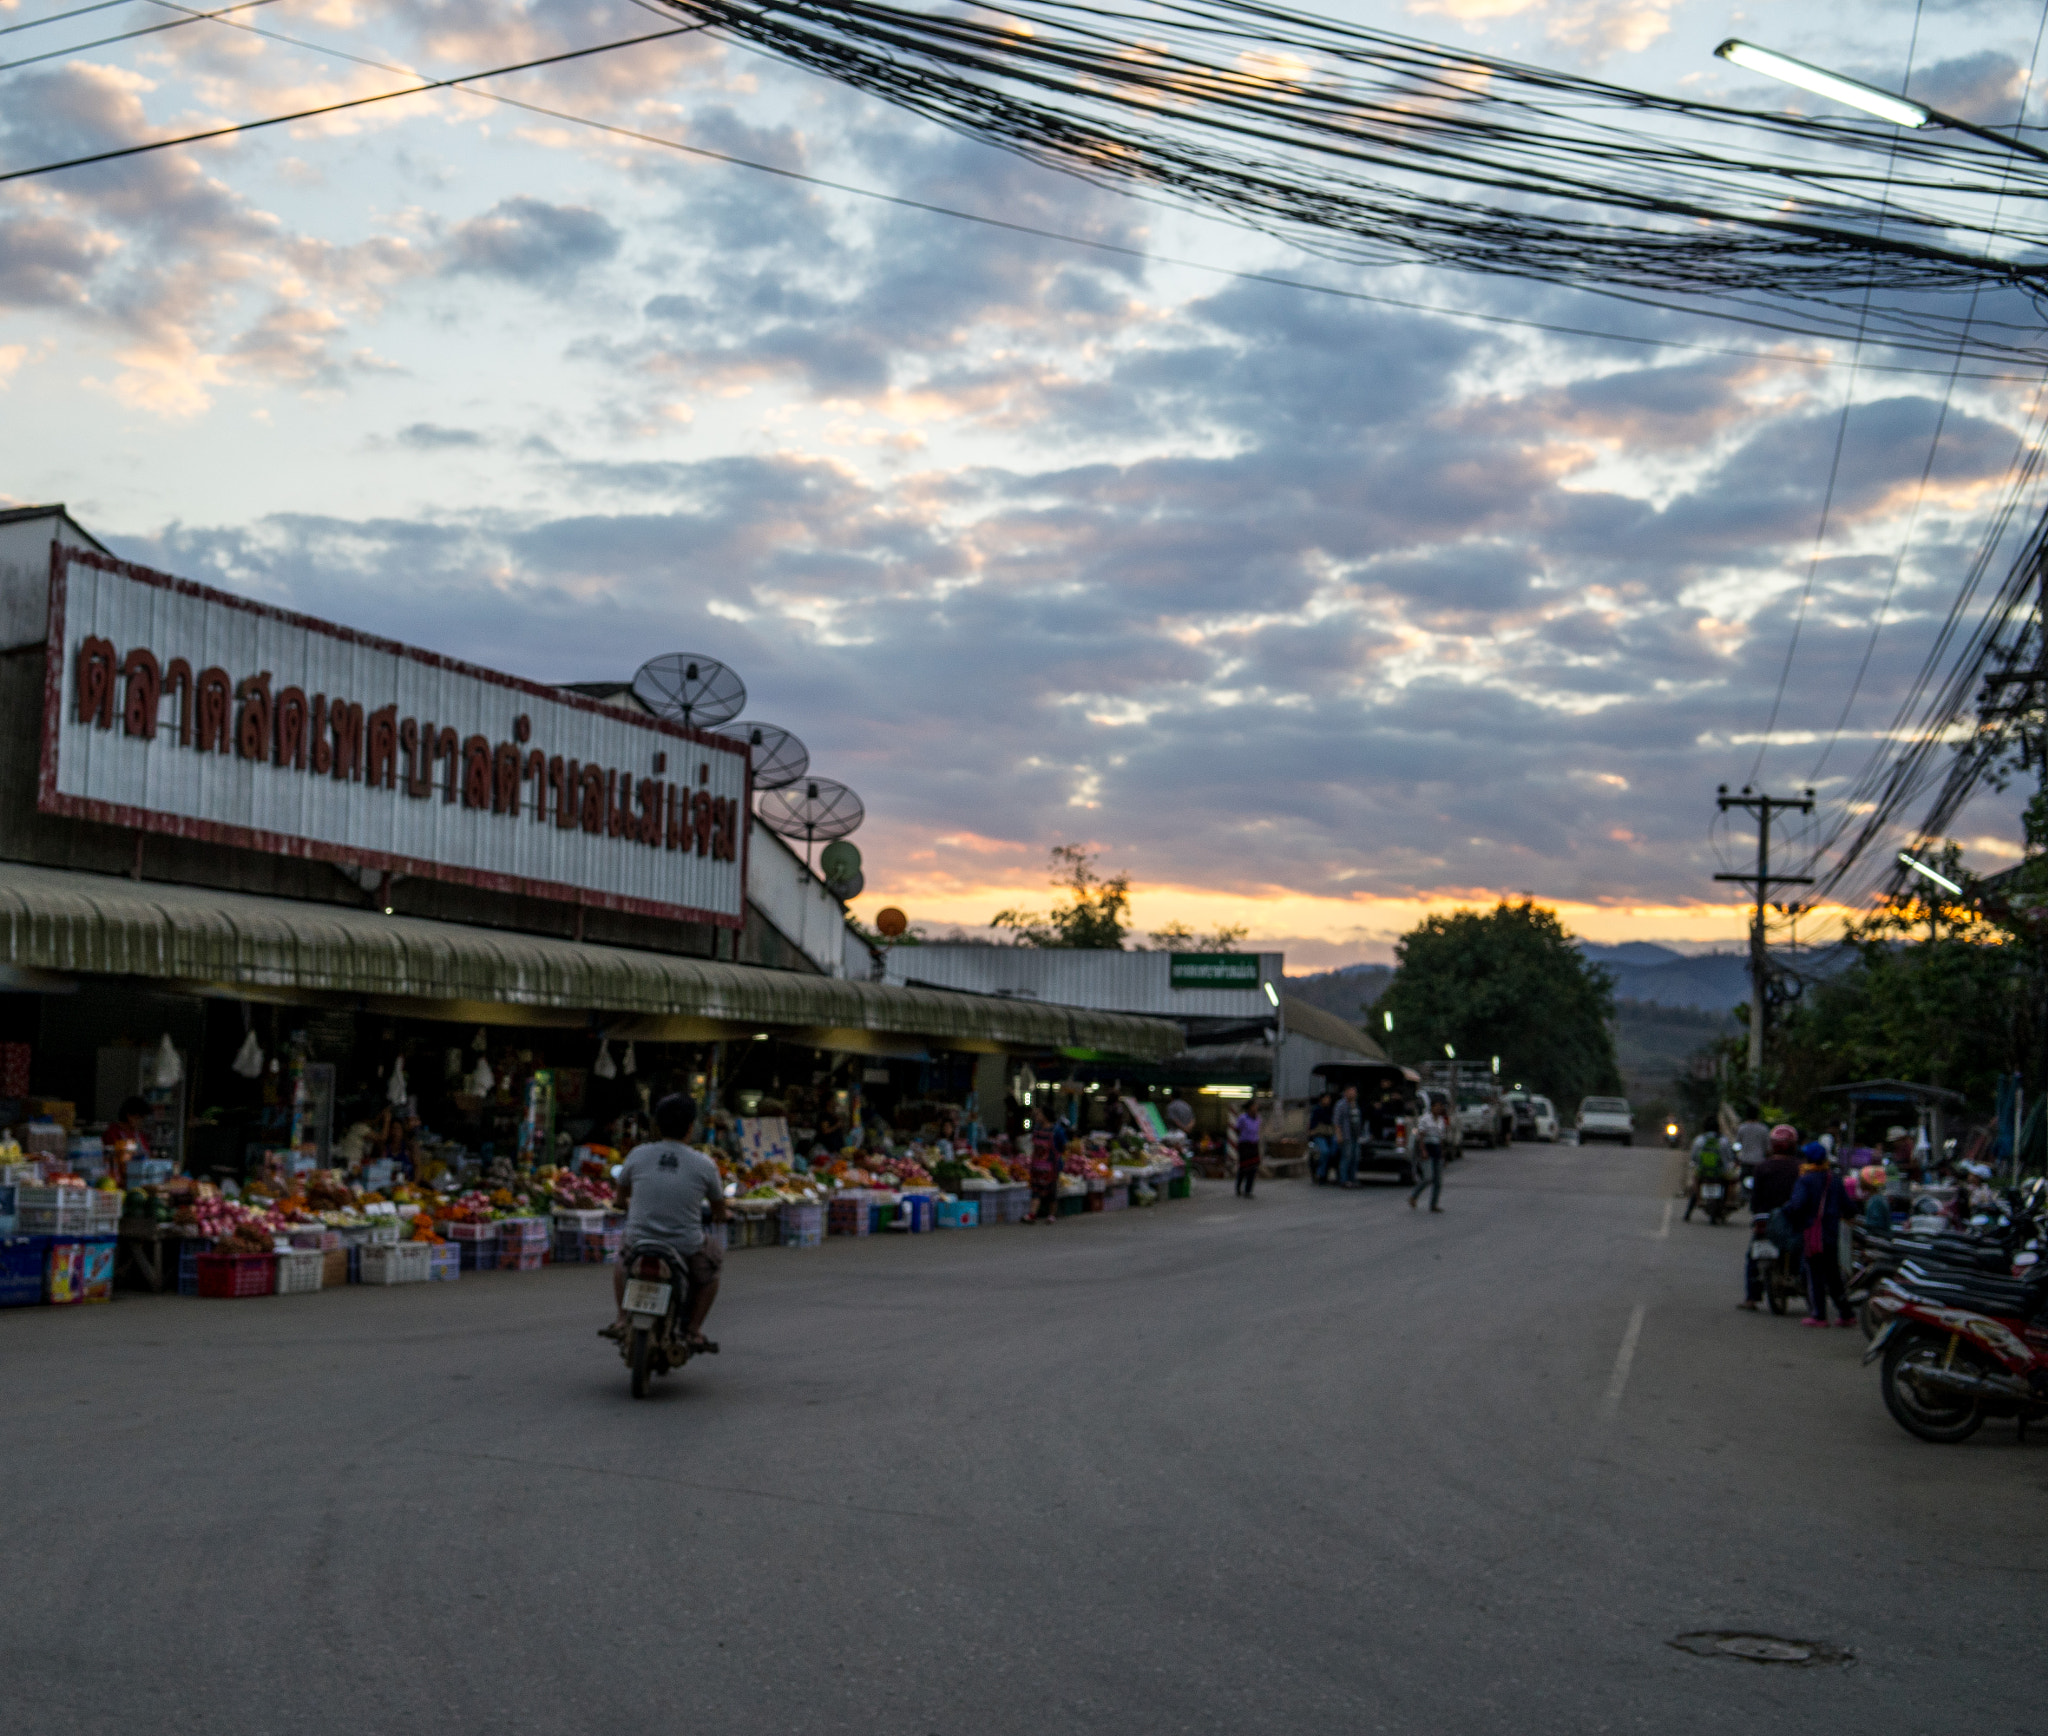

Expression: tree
xmin=1371 ymin=900 xmax=1621 ymax=1107
xmin=1148 ymin=921 xmax=1249 ymax=951
xmin=990 ymin=845 xmax=1132 ymax=949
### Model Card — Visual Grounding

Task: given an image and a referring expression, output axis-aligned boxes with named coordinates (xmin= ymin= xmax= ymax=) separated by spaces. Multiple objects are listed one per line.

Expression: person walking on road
xmin=1409 ymin=1095 xmax=1446 ymax=1213
xmin=1028 ymin=1133 xmax=1061 ymax=1224
xmin=1333 ymin=1084 xmax=1364 ymax=1189
xmin=1233 ymin=1103 xmax=1263 ymax=1198
xmin=1733 ymin=1106 xmax=1769 ymax=1172
xmin=1788 ymin=1143 xmax=1854 ymax=1327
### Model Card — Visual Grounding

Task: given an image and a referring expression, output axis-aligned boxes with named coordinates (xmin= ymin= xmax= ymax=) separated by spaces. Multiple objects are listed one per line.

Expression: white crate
xmin=358 ymin=1242 xmax=431 ymax=1285
xmin=17 ymin=1184 xmax=91 ymax=1234
xmin=364 ymin=1220 xmax=402 ymax=1246
xmin=274 ymin=1248 xmax=325 ymax=1296
xmin=553 ymin=1209 xmax=608 ymax=1233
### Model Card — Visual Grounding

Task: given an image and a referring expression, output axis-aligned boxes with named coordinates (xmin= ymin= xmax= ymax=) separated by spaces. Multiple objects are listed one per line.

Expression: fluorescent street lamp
xmin=1262 ymin=980 xmax=1279 ymax=1007
xmin=1715 ymin=40 xmax=1929 ymax=129
xmin=1491 ymin=1055 xmax=1500 ymax=1075
xmin=1715 ymin=39 xmax=2048 ymax=164
xmin=1383 ymin=1011 xmax=1393 ymax=1033
xmin=1897 ymin=851 xmax=1963 ymax=896
xmin=1443 ymin=1043 xmax=1456 ymax=1059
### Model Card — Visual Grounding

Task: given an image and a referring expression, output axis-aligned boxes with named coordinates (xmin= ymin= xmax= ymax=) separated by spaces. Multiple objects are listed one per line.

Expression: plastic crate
xmin=551 ymin=1230 xmax=587 ymax=1264
xmin=289 ymin=1228 xmax=341 ymax=1252
xmin=87 ymin=1191 xmax=121 ymax=1232
xmin=196 ymin=1252 xmax=275 ymax=1299
xmin=580 ymin=1229 xmax=622 ymax=1265
xmin=457 ymin=1238 xmax=498 ymax=1271
xmin=428 ymin=1244 xmax=460 ymax=1282
xmin=1057 ymin=1193 xmax=1086 ymax=1217
xmin=780 ymin=1201 xmax=823 ymax=1248
xmin=501 ymin=1246 xmax=545 ymax=1272
xmin=0 ymin=1234 xmax=47 ymax=1307
xmin=359 ymin=1242 xmax=431 ymax=1285
xmin=1002 ymin=1185 xmax=1035 ymax=1225
xmin=553 ymin=1209 xmax=607 ymax=1234
xmin=1168 ymin=1173 xmax=1191 ymax=1200
xmin=935 ymin=1198 xmax=979 ymax=1229
xmin=1102 ymin=1182 xmax=1129 ymax=1212
xmin=828 ymin=1197 xmax=870 ymax=1237
xmin=274 ymin=1248 xmax=325 ymax=1296
xmin=321 ymin=1248 xmax=348 ymax=1289
xmin=497 ymin=1217 xmax=550 ymax=1249
xmin=446 ymin=1221 xmax=498 ymax=1241
xmin=364 ymin=1220 xmax=401 ymax=1247
xmin=17 ymin=1184 xmax=91 ymax=1236
xmin=176 ymin=1238 xmax=210 ymax=1296
xmin=897 ymin=1195 xmax=935 ymax=1233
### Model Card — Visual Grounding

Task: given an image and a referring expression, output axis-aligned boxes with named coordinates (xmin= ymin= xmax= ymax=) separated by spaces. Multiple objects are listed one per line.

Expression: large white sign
xmin=39 ymin=546 xmax=749 ymax=927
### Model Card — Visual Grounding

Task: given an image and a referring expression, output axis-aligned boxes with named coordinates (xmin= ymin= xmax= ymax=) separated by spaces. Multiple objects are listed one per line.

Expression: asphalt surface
xmin=6 ymin=1141 xmax=2044 ymax=1735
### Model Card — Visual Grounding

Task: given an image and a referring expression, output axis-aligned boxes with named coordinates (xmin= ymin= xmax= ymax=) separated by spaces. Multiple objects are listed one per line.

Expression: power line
xmin=0 ymin=0 xmax=134 ymax=39
xmin=0 ymin=24 xmax=701 ymax=186
xmin=0 ymin=0 xmax=277 ymax=74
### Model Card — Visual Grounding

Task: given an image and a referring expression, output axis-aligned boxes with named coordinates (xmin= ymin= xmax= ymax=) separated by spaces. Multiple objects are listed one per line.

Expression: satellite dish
xmin=875 ymin=907 xmax=908 ymax=938
xmin=757 ymin=778 xmax=864 ymax=866
xmin=736 ymin=721 xmax=809 ymax=792
xmin=632 ymin=653 xmax=746 ymax=729
xmin=820 ymin=840 xmax=863 ymax=901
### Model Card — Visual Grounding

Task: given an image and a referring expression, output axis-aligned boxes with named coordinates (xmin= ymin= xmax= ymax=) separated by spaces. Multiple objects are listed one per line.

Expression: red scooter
xmin=1864 ymin=1278 xmax=2048 ymax=1443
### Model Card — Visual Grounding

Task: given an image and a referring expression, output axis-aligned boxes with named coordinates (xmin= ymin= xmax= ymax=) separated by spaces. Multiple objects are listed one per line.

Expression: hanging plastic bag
xmin=469 ymin=1056 xmax=495 ymax=1097
xmin=231 ymin=1030 xmax=265 ymax=1079
xmin=388 ymin=1055 xmax=409 ymax=1107
xmin=151 ymin=1033 xmax=183 ymax=1089
xmin=621 ymin=1040 xmax=637 ymax=1077
xmin=593 ymin=1037 xmax=618 ymax=1080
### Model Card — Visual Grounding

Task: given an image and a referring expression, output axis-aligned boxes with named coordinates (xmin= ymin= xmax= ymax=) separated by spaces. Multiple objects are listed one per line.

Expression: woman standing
xmin=1029 ymin=1133 xmax=1062 ymax=1224
xmin=1409 ymin=1094 xmax=1447 ymax=1213
xmin=1233 ymin=1102 xmax=1263 ymax=1198
xmin=1788 ymin=1143 xmax=1854 ymax=1327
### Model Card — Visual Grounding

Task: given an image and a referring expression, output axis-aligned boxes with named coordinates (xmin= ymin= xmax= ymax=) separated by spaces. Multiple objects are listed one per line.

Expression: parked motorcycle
xmin=617 ymin=1244 xmax=717 ymax=1399
xmin=1865 ymin=1271 xmax=2048 ymax=1443
xmin=1747 ymin=1227 xmax=1806 ymax=1315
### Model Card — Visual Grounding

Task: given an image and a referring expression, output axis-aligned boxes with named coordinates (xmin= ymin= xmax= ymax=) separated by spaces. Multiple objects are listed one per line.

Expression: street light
xmin=1383 ymin=1011 xmax=1394 ymax=1033
xmin=1716 ymin=38 xmax=2048 ymax=164
xmin=1262 ymin=980 xmax=1279 ymax=1007
xmin=1443 ymin=1043 xmax=1456 ymax=1059
xmin=1898 ymin=851 xmax=1963 ymax=896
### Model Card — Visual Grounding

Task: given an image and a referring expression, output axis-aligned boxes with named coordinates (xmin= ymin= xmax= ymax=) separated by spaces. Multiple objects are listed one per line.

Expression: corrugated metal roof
xmin=0 ymin=862 xmax=1182 ymax=1059
xmin=1279 ymin=995 xmax=1390 ymax=1062
xmin=881 ymin=944 xmax=1283 ymax=1018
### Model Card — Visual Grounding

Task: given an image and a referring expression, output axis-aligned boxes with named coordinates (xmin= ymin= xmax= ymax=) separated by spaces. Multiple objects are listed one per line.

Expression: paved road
xmin=6 ymin=1143 xmax=2043 ymax=1734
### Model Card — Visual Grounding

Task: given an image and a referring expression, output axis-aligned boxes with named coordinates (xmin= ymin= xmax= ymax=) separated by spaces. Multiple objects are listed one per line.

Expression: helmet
xmin=1768 ymin=1123 xmax=1799 ymax=1152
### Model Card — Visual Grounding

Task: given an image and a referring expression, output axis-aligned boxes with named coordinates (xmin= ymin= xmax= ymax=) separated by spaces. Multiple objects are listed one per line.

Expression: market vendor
xmin=104 ymin=1095 xmax=153 ymax=1181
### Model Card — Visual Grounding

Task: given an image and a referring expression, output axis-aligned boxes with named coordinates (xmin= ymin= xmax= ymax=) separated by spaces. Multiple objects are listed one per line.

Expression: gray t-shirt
xmin=619 ymin=1140 xmax=723 ymax=1254
xmin=1734 ymin=1120 xmax=1769 ymax=1168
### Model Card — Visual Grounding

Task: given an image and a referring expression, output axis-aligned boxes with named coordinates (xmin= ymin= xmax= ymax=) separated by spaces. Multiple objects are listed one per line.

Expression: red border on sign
xmin=39 ymin=542 xmax=753 ymax=931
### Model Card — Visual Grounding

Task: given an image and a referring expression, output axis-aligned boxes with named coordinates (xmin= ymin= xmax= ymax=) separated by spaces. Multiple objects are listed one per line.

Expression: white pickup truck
xmin=1575 ymin=1096 xmax=1635 ymax=1146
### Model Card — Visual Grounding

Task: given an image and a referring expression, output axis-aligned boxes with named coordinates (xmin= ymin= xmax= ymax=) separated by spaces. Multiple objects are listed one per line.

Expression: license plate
xmin=1702 ymin=1184 xmax=1724 ymax=1199
xmin=622 ymin=1279 xmax=671 ymax=1316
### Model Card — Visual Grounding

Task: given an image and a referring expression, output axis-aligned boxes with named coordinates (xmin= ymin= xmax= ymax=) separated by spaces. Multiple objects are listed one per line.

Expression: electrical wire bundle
xmin=649 ymin=0 xmax=2048 ymax=364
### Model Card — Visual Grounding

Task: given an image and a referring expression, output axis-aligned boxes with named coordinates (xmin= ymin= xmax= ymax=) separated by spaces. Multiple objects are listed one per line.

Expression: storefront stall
xmin=0 ymin=507 xmax=1184 ymax=1305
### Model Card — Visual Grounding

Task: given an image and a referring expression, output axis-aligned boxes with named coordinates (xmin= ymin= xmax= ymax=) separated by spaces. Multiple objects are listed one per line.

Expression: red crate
xmin=196 ymin=1253 xmax=275 ymax=1298
xmin=501 ymin=1247 xmax=545 ymax=1272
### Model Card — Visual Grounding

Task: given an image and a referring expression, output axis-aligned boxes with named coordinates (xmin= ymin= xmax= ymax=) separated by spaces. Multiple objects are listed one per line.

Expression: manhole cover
xmin=1669 ymin=1632 xmax=1849 ymax=1667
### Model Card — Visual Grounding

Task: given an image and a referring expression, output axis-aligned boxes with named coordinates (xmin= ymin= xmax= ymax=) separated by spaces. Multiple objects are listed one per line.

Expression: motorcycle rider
xmin=604 ymin=1092 xmax=730 ymax=1349
xmin=1738 ymin=1123 xmax=1803 ymax=1311
xmin=1684 ymin=1118 xmax=1734 ymax=1221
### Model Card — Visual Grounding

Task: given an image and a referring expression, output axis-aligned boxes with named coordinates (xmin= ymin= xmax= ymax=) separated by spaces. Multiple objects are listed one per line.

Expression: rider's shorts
xmin=626 ymin=1238 xmax=724 ymax=1289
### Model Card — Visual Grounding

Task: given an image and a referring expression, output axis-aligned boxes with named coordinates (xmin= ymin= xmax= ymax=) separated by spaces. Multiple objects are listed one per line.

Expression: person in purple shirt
xmin=1233 ymin=1104 xmax=1263 ymax=1198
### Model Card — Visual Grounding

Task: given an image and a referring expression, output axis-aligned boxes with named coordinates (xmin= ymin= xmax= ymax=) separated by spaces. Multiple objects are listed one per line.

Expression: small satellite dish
xmin=735 ymin=721 xmax=809 ymax=792
xmin=828 ymin=869 xmax=865 ymax=902
xmin=757 ymin=778 xmax=864 ymax=866
xmin=819 ymin=840 xmax=861 ymax=882
xmin=632 ymin=653 xmax=746 ymax=729
xmin=875 ymin=907 xmax=908 ymax=938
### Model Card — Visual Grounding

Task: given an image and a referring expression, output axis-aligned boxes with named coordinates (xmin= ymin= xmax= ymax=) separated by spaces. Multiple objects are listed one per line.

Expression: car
xmin=1456 ymin=1089 xmax=1509 ymax=1148
xmin=1526 ymin=1095 xmax=1560 ymax=1142
xmin=1576 ymin=1096 xmax=1635 ymax=1145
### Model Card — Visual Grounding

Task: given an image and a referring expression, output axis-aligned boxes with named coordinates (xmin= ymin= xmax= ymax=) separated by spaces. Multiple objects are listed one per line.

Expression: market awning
xmin=0 ymin=862 xmax=1184 ymax=1061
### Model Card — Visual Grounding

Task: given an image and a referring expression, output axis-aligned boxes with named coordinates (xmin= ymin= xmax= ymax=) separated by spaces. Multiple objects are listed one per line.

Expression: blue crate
xmin=935 ymin=1199 xmax=979 ymax=1229
xmin=177 ymin=1238 xmax=211 ymax=1296
xmin=1 ymin=1234 xmax=47 ymax=1307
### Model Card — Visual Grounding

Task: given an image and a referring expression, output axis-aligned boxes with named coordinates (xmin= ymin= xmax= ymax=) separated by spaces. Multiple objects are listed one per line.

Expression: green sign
xmin=1170 ymin=952 xmax=1261 ymax=989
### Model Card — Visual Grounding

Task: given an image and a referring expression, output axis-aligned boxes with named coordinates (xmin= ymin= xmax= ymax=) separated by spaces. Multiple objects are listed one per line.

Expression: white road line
xmin=1654 ymin=1198 xmax=1673 ymax=1239
xmin=1601 ymin=1304 xmax=1646 ymax=1421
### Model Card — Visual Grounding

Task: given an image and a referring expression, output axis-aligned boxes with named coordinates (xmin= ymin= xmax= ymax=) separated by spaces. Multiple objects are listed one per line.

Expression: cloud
xmin=396 ymin=422 xmax=487 ymax=449
xmin=442 ymin=196 xmax=623 ymax=287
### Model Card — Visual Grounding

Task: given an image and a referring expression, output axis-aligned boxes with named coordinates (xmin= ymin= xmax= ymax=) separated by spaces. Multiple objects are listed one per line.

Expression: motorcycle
xmin=1663 ymin=1120 xmax=1682 ymax=1149
xmin=1864 ymin=1271 xmax=2048 ymax=1443
xmin=617 ymin=1244 xmax=717 ymax=1399
xmin=1685 ymin=1160 xmax=1738 ymax=1226
xmin=1747 ymin=1222 xmax=1807 ymax=1315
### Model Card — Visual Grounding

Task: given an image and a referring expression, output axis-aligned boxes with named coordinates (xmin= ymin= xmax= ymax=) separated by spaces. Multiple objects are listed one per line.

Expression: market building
xmin=0 ymin=506 xmax=1180 ymax=1183
xmin=876 ymin=944 xmax=1393 ymax=1155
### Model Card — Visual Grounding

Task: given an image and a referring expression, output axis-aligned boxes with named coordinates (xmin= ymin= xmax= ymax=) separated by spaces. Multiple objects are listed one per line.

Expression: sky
xmin=3 ymin=0 xmax=2046 ymax=968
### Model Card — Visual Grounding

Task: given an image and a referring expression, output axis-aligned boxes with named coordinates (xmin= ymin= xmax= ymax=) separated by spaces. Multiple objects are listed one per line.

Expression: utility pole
xmin=1715 ymin=786 xmax=1815 ymax=1081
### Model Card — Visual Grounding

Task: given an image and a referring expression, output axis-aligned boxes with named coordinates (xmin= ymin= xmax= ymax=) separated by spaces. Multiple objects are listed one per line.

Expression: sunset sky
xmin=3 ymin=0 xmax=2041 ymax=969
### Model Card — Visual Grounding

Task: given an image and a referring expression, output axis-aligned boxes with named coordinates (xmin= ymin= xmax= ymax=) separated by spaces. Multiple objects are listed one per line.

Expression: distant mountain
xmin=1590 ymin=949 xmax=1753 ymax=1014
xmin=1578 ymin=941 xmax=1689 ymax=969
xmin=1282 ymin=963 xmax=1394 ymax=1024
